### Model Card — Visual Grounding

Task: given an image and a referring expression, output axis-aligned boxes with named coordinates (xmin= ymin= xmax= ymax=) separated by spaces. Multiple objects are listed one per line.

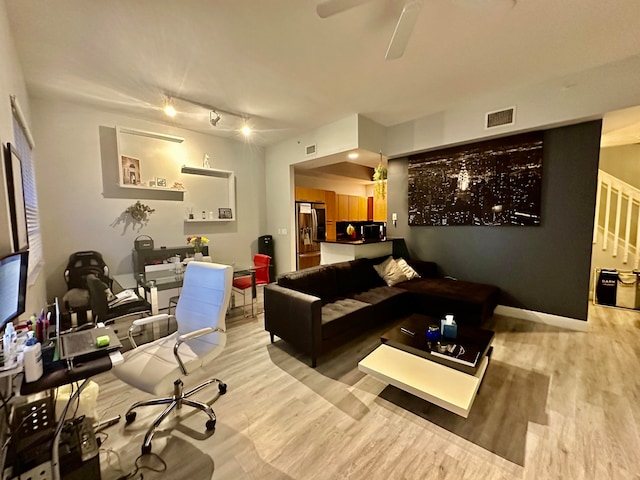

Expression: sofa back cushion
xmin=351 ymin=258 xmax=386 ymax=292
xmin=407 ymin=259 xmax=439 ymax=278
xmin=332 ymin=261 xmax=356 ymax=298
xmin=277 ymin=265 xmax=337 ymax=303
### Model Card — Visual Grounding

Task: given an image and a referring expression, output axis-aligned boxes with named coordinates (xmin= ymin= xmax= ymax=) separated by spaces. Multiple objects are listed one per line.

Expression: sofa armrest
xmin=264 ymin=284 xmax=322 ymax=358
xmin=407 ymin=259 xmax=439 ymax=278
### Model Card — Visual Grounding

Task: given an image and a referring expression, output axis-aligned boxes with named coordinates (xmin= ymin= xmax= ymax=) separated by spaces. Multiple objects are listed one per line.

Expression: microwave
xmin=363 ymin=224 xmax=383 ymax=240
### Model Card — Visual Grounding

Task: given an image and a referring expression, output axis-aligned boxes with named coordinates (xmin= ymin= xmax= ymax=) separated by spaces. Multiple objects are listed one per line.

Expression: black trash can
xmin=595 ymin=269 xmax=618 ymax=306
xmin=258 ymin=235 xmax=275 ymax=281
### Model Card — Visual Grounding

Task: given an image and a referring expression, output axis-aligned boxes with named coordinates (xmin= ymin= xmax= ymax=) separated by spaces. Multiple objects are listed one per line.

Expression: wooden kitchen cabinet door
xmin=337 ymin=194 xmax=349 ymax=221
xmin=348 ymin=195 xmax=359 ymax=221
xmin=373 ymin=195 xmax=387 ymax=222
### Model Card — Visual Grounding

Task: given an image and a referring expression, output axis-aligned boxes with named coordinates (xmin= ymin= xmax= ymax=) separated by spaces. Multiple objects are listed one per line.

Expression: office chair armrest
xmin=173 ymin=327 xmax=226 ymax=375
xmin=132 ymin=314 xmax=171 ymax=327
xmin=128 ymin=314 xmax=175 ymax=348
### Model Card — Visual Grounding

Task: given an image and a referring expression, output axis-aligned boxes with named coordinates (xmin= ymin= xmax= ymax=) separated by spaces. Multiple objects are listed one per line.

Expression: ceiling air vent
xmin=485 ymin=106 xmax=516 ymax=129
xmin=305 ymin=144 xmax=317 ymax=156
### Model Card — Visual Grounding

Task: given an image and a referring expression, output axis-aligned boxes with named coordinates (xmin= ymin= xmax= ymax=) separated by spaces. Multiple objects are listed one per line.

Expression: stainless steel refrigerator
xmin=296 ymin=201 xmax=326 ymax=269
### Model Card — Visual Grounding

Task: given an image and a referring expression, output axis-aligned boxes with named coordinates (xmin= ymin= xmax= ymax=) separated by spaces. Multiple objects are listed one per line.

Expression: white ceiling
xmin=5 ymin=0 xmax=640 ymax=161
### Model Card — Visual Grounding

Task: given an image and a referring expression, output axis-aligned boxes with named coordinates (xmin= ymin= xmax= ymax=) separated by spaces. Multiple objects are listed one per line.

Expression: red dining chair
xmin=232 ymin=254 xmax=271 ymax=317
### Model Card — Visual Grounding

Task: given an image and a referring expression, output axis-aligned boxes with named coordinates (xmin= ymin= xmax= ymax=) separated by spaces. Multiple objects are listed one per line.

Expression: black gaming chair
xmin=86 ymin=274 xmax=151 ymax=349
xmin=62 ymin=251 xmax=111 ymax=325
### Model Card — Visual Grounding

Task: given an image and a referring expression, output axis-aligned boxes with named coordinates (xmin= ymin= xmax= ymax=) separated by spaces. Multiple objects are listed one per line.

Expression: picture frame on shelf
xmin=218 ymin=207 xmax=232 ymax=219
xmin=121 ymin=155 xmax=141 ymax=185
xmin=155 ymin=177 xmax=167 ymax=187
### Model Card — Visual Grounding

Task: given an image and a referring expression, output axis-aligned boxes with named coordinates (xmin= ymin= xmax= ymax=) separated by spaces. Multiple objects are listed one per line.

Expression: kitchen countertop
xmin=321 ymin=238 xmax=396 ymax=245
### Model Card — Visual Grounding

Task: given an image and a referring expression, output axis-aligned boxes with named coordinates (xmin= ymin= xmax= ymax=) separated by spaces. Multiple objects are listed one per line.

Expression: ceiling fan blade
xmin=316 ymin=0 xmax=375 ymax=18
xmin=385 ymin=0 xmax=422 ymax=60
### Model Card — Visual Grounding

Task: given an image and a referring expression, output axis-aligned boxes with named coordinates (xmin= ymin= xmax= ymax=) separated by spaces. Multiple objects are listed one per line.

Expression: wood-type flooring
xmin=94 ymin=303 xmax=640 ymax=479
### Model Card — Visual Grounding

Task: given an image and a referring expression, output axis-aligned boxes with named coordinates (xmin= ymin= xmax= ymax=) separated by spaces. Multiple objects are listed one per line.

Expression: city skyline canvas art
xmin=408 ymin=131 xmax=544 ymax=227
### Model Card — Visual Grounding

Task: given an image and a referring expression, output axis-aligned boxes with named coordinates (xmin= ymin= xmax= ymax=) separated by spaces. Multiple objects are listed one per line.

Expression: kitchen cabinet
xmin=298 ymin=188 xmax=370 ymax=223
xmin=373 ymin=194 xmax=387 ymax=222
xmin=295 ymin=187 xmax=325 ymax=203
xmin=324 ymin=191 xmax=336 ymax=240
xmin=348 ymin=196 xmax=359 ymax=221
xmin=336 ymin=194 xmax=372 ymax=222
xmin=337 ymin=194 xmax=349 ymax=221
xmin=358 ymin=196 xmax=367 ymax=221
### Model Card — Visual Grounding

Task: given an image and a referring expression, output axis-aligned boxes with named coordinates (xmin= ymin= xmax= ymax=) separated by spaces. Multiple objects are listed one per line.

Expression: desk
xmin=20 ymin=355 xmax=114 ymax=396
xmin=9 ymin=350 xmax=121 ymax=480
xmin=124 ymin=263 xmax=256 ymax=315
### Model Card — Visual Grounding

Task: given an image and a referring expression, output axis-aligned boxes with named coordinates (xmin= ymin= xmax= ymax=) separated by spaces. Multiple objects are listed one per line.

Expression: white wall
xmin=265 ymin=115 xmax=361 ymax=273
xmin=30 ymin=97 xmax=266 ymax=300
xmin=599 ymin=144 xmax=640 ymax=190
xmin=266 ymin=55 xmax=640 ymax=276
xmin=295 ymin=174 xmax=368 ymax=197
xmin=0 ymin=2 xmax=47 ymax=317
xmin=385 ymin=55 xmax=640 ymax=158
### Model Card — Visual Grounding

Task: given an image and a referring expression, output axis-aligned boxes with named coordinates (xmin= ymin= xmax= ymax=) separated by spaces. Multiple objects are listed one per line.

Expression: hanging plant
xmin=373 ymin=153 xmax=387 ymax=199
xmin=125 ymin=201 xmax=155 ymax=223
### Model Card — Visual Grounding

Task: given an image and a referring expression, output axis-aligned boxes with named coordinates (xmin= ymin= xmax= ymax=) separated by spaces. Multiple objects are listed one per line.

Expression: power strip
xmin=76 ymin=417 xmax=99 ymax=462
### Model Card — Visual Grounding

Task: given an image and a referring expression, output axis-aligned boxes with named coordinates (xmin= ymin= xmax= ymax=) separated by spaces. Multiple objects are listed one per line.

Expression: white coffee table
xmin=359 ymin=344 xmax=489 ymax=417
xmin=358 ymin=315 xmax=493 ymax=418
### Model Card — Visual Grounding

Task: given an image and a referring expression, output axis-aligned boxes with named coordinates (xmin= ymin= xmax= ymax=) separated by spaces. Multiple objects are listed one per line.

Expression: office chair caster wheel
xmin=142 ymin=444 xmax=152 ymax=455
xmin=206 ymin=419 xmax=216 ymax=430
xmin=218 ymin=383 xmax=227 ymax=395
xmin=125 ymin=412 xmax=137 ymax=424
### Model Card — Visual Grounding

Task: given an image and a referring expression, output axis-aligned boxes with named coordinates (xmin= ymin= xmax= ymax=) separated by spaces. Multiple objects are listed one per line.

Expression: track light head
xmin=209 ymin=110 xmax=221 ymax=127
xmin=164 ymin=100 xmax=176 ymax=117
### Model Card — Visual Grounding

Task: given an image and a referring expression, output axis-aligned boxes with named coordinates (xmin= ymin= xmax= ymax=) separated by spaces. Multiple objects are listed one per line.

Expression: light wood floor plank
xmin=93 ymin=304 xmax=640 ymax=479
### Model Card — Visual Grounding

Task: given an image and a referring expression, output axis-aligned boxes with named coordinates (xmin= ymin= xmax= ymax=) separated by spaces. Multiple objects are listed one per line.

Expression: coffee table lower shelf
xmin=358 ymin=344 xmax=489 ymax=418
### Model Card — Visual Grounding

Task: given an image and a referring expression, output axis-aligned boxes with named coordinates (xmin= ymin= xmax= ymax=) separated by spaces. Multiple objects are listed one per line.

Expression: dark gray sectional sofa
xmin=264 ymin=257 xmax=500 ymax=367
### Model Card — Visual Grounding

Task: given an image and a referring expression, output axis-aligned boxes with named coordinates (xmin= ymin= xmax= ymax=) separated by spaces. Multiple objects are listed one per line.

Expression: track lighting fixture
xmin=163 ymin=93 xmax=253 ymax=136
xmin=209 ymin=110 xmax=221 ymax=127
xmin=163 ymin=99 xmax=176 ymax=117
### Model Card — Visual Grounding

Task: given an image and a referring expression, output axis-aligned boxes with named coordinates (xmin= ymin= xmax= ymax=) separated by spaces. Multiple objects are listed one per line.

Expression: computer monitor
xmin=0 ymin=250 xmax=29 ymax=331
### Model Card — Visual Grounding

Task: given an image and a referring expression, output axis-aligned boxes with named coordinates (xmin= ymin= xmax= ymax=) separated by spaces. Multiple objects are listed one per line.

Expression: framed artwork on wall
xmin=218 ymin=207 xmax=232 ymax=219
xmin=121 ymin=155 xmax=141 ymax=185
xmin=407 ymin=131 xmax=544 ymax=227
xmin=3 ymin=143 xmax=29 ymax=251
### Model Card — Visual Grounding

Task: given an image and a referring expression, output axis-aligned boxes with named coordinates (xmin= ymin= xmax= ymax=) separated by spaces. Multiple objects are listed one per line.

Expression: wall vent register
xmin=485 ymin=107 xmax=516 ymax=129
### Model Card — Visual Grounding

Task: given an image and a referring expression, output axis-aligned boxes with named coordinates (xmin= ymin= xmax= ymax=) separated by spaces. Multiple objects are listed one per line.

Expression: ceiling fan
xmin=316 ymin=0 xmax=423 ymax=60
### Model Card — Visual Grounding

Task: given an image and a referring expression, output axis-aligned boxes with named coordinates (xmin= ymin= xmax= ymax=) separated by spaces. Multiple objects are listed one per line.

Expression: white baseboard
xmin=494 ymin=305 xmax=588 ymax=332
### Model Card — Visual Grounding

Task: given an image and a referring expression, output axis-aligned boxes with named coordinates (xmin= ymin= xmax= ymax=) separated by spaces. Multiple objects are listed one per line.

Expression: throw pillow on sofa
xmin=373 ymin=256 xmax=409 ymax=286
xmin=396 ymin=258 xmax=420 ymax=280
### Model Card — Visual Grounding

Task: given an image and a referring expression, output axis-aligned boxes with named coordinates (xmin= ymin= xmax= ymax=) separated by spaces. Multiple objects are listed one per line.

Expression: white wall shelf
xmin=181 ymin=165 xmax=236 ymax=221
xmin=116 ymin=125 xmax=185 ymax=193
xmin=117 ymin=183 xmax=186 ymax=193
xmin=184 ymin=218 xmax=233 ymax=223
xmin=181 ymin=166 xmax=234 ymax=178
xmin=118 ymin=127 xmax=184 ymax=143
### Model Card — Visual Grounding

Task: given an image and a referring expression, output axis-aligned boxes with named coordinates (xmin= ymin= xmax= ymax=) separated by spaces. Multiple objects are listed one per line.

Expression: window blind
xmin=11 ymin=96 xmax=43 ymax=284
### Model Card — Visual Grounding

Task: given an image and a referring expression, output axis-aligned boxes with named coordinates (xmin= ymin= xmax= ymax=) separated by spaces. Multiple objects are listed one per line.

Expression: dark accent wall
xmin=387 ymin=120 xmax=602 ymax=321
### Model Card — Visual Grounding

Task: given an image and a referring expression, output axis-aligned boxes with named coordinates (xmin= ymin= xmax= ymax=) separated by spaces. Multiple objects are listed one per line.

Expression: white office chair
xmin=112 ymin=261 xmax=233 ymax=454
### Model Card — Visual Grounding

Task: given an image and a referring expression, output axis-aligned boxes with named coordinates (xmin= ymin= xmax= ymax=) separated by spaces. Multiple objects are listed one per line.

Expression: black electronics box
xmin=5 ymin=400 xmax=100 ymax=480
xmin=134 ymin=235 xmax=154 ymax=250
